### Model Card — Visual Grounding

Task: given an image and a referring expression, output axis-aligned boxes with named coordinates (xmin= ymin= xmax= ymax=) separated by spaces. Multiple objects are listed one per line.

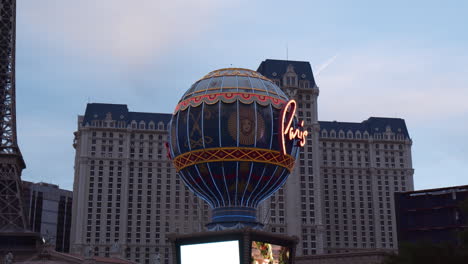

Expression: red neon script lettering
xmin=280 ymin=100 xmax=309 ymax=155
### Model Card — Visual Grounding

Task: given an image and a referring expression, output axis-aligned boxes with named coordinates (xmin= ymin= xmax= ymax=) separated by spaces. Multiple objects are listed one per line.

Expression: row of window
xmin=89 ymin=120 xmax=167 ymax=130
xmin=321 ymin=130 xmax=406 ymax=141
xmin=271 ymin=78 xmax=311 ymax=89
xmin=90 ymin=131 xmax=166 ymax=140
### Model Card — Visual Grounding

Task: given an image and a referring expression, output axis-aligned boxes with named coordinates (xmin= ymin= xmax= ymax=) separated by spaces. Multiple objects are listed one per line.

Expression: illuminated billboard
xmin=171 ymin=229 xmax=296 ymax=264
xmin=180 ymin=240 xmax=240 ymax=264
xmin=251 ymin=241 xmax=290 ymax=264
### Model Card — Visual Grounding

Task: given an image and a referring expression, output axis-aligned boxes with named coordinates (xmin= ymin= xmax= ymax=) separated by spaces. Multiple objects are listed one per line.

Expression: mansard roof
xmin=81 ymin=105 xmax=410 ymax=138
xmin=319 ymin=117 xmax=410 ymax=138
xmin=128 ymin=111 xmax=171 ymax=125
xmin=257 ymin=59 xmax=316 ymax=86
xmin=82 ymin=103 xmax=171 ymax=126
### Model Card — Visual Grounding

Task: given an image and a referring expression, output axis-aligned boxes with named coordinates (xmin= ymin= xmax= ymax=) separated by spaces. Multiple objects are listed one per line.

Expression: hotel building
xmin=257 ymin=59 xmax=414 ymax=255
xmin=70 ymin=104 xmax=209 ymax=264
xmin=71 ymin=59 xmax=414 ymax=263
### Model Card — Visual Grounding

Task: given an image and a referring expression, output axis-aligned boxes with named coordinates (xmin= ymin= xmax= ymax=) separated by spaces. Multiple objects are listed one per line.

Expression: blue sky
xmin=15 ymin=0 xmax=468 ymax=190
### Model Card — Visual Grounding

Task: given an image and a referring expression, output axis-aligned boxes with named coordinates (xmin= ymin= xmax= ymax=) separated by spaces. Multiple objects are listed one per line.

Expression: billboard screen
xmin=251 ymin=241 xmax=290 ymax=264
xmin=180 ymin=240 xmax=240 ymax=264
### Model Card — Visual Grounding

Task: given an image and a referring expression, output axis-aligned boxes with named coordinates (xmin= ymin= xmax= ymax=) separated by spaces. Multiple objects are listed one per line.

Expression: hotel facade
xmin=71 ymin=59 xmax=414 ymax=263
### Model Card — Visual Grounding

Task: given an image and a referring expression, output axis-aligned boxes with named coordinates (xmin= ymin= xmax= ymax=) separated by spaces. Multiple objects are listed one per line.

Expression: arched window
xmin=347 ymin=131 xmax=353 ymax=139
xmin=283 ymin=64 xmax=298 ymax=87
xmin=139 ymin=121 xmax=145 ymax=129
xmin=330 ymin=130 xmax=336 ymax=138
xmin=356 ymin=131 xmax=361 ymax=139
xmin=322 ymin=130 xmax=328 ymax=138
xmin=158 ymin=122 xmax=165 ymax=130
xmin=149 ymin=121 xmax=155 ymax=130
xmin=339 ymin=130 xmax=345 ymax=138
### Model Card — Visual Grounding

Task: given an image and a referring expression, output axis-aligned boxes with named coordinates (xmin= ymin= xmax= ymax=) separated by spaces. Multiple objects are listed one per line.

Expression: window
xmin=286 ymin=76 xmax=296 ymax=86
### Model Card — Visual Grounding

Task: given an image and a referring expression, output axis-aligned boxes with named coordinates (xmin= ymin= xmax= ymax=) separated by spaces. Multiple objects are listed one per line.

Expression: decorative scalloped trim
xmin=174 ymin=92 xmax=287 ymax=113
xmin=173 ymin=147 xmax=295 ymax=172
xmin=198 ymin=68 xmax=273 ymax=82
xmin=183 ymin=87 xmax=288 ymax=99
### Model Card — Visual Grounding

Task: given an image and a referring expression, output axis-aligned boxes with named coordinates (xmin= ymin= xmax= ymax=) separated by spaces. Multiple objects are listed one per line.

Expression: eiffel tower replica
xmin=0 ymin=0 xmax=41 ymax=257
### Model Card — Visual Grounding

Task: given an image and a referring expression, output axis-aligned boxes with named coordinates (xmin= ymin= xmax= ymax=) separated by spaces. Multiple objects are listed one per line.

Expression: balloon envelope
xmin=168 ymin=68 xmax=299 ymax=227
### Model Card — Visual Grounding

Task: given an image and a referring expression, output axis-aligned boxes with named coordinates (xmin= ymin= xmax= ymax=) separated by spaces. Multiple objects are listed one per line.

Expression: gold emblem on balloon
xmin=228 ymin=105 xmax=265 ymax=146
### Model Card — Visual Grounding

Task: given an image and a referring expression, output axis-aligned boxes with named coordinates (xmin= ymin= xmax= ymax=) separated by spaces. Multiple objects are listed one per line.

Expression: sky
xmin=15 ymin=0 xmax=468 ymax=191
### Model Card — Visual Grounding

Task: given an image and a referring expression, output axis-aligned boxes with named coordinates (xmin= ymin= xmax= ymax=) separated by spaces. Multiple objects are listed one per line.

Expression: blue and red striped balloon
xmin=168 ymin=68 xmax=300 ymax=229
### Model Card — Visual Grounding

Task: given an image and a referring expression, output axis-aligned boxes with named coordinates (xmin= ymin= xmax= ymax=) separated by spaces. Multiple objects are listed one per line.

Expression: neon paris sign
xmin=280 ymin=100 xmax=309 ymax=155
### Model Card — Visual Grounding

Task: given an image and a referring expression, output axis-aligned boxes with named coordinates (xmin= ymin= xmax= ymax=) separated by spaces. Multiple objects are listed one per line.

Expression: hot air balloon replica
xmin=168 ymin=68 xmax=308 ymax=230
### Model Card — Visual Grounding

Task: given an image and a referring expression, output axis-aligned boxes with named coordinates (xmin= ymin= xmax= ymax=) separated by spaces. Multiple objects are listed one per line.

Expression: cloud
xmin=315 ymin=44 xmax=468 ymax=189
xmin=414 ymin=148 xmax=468 ymax=190
xmin=19 ymin=0 xmax=231 ymax=66
xmin=315 ymin=53 xmax=339 ymax=76
xmin=17 ymin=114 xmax=75 ymax=190
xmin=317 ymin=45 xmax=468 ymax=124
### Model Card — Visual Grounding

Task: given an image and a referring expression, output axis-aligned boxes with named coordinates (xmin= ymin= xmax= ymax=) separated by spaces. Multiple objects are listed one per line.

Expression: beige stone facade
xmin=317 ymin=128 xmax=414 ymax=253
xmin=71 ymin=60 xmax=414 ymax=263
xmin=70 ymin=105 xmax=210 ymax=264
xmin=256 ymin=61 xmax=324 ymax=256
xmin=257 ymin=59 xmax=414 ymax=256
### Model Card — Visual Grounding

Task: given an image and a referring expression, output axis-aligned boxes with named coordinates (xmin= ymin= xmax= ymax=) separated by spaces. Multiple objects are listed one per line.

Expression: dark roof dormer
xmin=82 ymin=103 xmax=171 ymax=128
xmin=257 ymin=59 xmax=317 ymax=88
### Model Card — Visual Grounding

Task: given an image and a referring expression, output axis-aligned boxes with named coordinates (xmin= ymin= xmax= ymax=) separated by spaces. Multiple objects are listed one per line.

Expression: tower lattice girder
xmin=0 ymin=155 xmax=26 ymax=231
xmin=0 ymin=0 xmax=28 ymax=232
xmin=0 ymin=0 xmax=18 ymax=155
